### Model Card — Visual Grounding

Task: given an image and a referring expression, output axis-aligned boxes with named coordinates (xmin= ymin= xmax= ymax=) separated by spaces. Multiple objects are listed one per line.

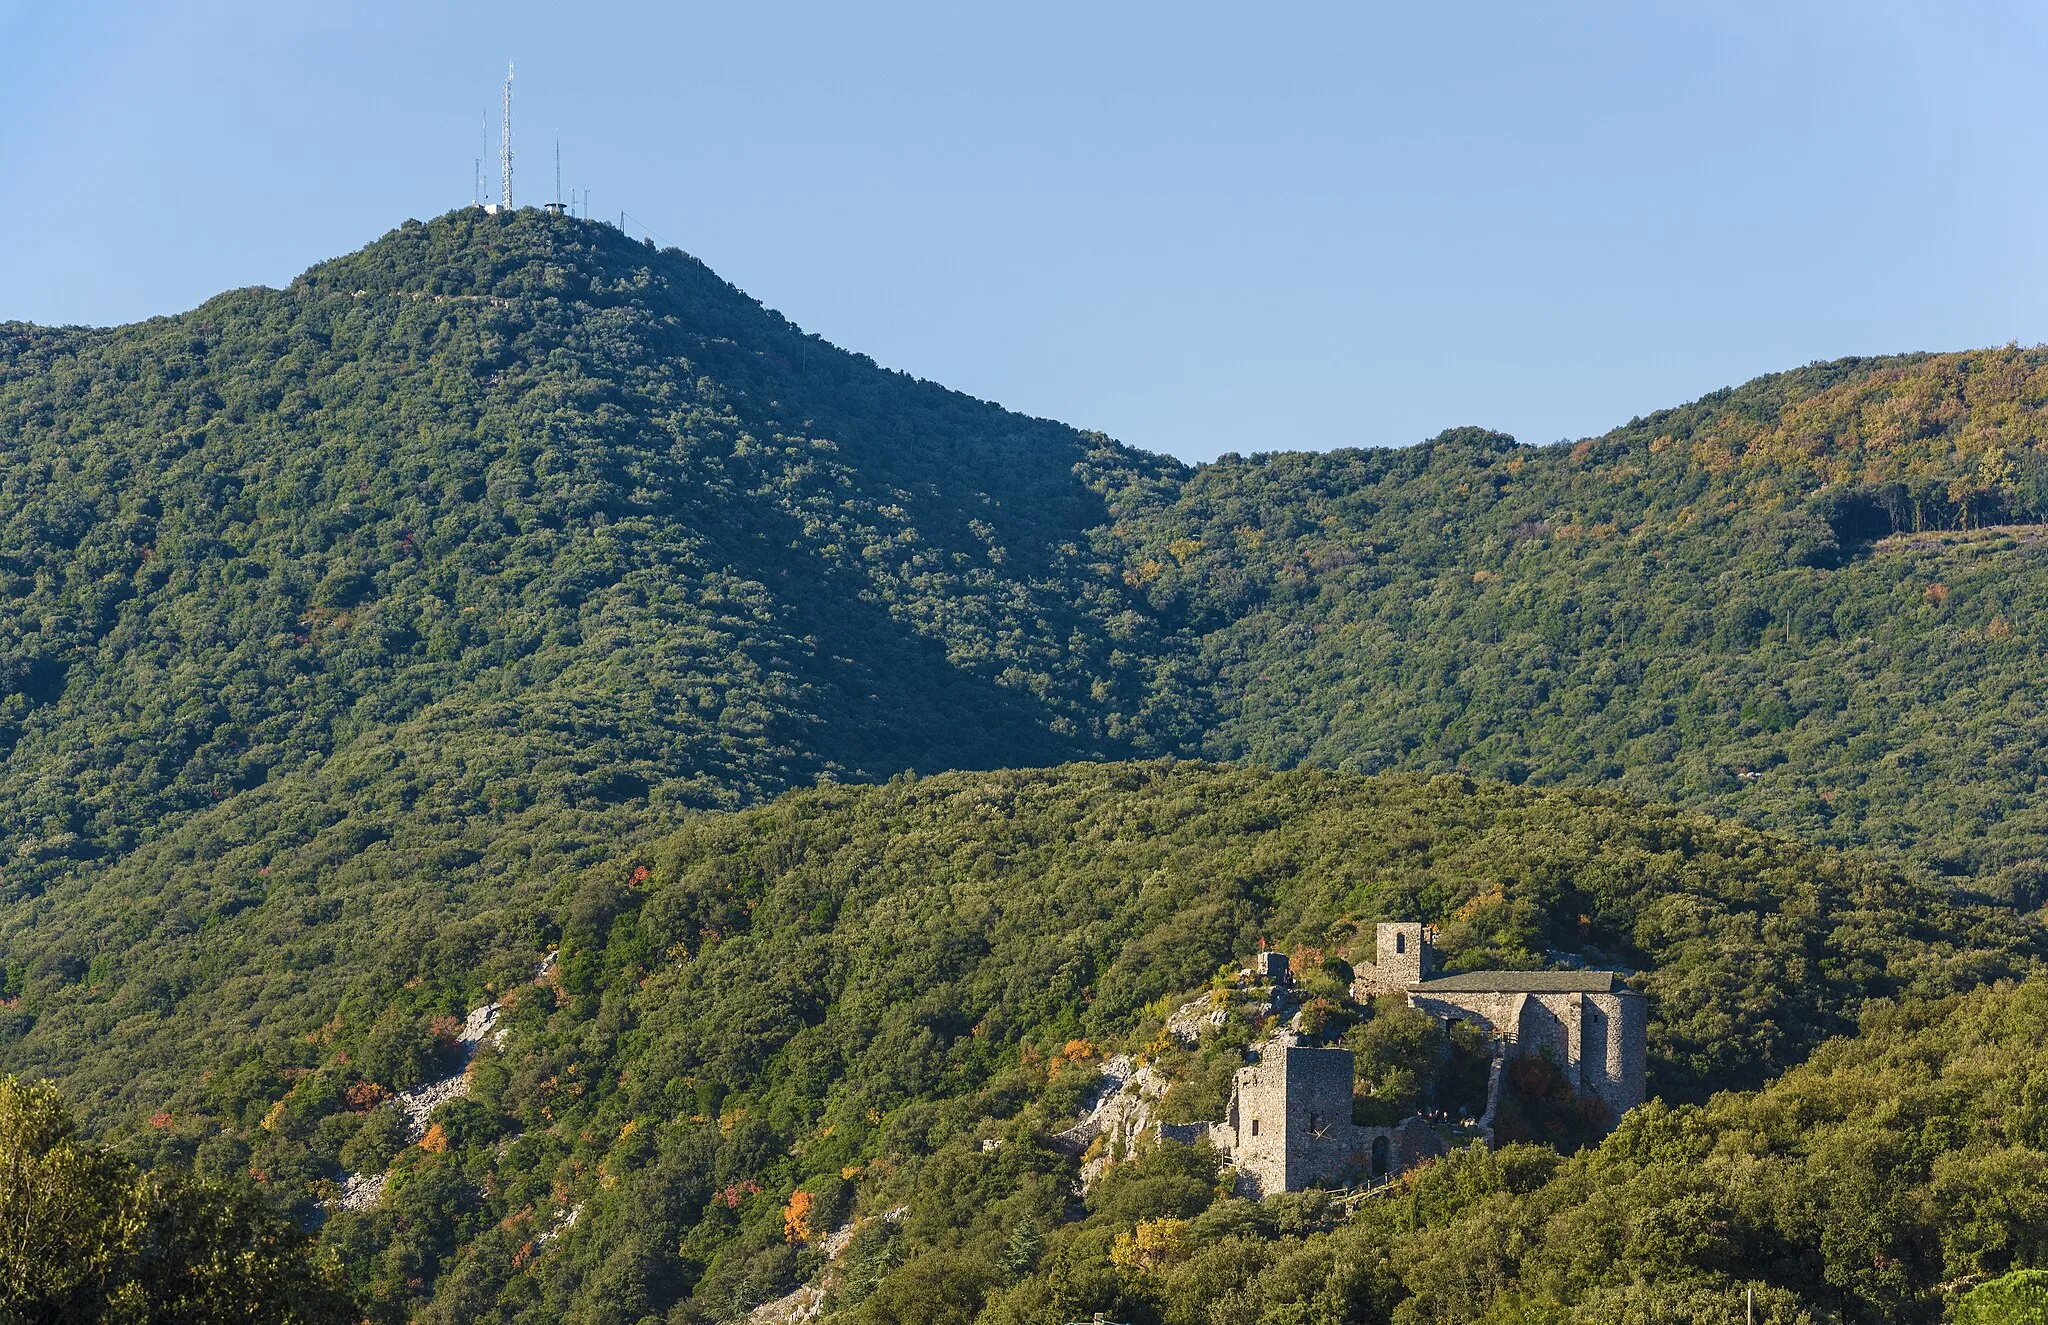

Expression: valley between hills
xmin=10 ymin=210 xmax=2048 ymax=1323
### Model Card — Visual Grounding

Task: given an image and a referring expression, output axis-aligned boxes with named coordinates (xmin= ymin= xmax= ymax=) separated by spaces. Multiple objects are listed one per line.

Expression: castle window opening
xmin=1395 ymin=932 xmax=1406 ymax=953
xmin=1251 ymin=1119 xmax=1259 ymax=1136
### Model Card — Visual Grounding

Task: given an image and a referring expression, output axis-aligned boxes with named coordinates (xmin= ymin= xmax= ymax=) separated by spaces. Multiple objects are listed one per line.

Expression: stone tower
xmin=1351 ymin=922 xmax=1429 ymax=995
xmin=1209 ymin=1043 xmax=1447 ymax=1196
xmin=1376 ymin=923 xmax=1426 ymax=984
xmin=1226 ymin=1045 xmax=1368 ymax=1194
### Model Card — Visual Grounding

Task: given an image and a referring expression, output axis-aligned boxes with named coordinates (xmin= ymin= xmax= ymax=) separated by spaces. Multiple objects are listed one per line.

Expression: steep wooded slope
xmin=9 ymin=239 xmax=2048 ymax=1323
xmin=8 ymin=214 xmax=2048 ymax=926
xmin=6 ymin=215 xmax=2048 ymax=1130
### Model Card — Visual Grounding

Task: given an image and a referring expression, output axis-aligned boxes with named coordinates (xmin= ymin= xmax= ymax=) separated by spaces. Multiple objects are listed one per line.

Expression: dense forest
xmin=9 ymin=210 xmax=2048 ymax=1319
xmin=57 ymin=765 xmax=2048 ymax=1322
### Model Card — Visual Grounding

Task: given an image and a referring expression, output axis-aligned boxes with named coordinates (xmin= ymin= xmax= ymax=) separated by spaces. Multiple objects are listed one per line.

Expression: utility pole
xmin=499 ymin=63 xmax=515 ymax=211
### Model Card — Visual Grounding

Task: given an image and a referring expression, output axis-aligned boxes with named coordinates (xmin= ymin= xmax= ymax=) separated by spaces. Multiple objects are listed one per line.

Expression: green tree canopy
xmin=0 ymin=1075 xmax=354 ymax=1323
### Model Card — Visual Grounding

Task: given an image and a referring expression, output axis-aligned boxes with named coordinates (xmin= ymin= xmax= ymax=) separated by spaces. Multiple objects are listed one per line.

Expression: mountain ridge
xmin=7 ymin=212 xmax=2048 ymax=1109
xmin=13 ymin=210 xmax=2048 ymax=1322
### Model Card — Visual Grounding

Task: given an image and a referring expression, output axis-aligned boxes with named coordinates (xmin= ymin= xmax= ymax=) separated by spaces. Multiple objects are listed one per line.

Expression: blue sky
xmin=2 ymin=2 xmax=2044 ymax=462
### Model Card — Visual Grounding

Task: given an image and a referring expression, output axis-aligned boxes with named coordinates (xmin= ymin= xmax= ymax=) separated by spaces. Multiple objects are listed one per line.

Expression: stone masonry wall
xmin=1590 ymin=991 xmax=1647 ymax=1118
xmin=1279 ymin=1046 xmax=1369 ymax=1190
xmin=1350 ymin=922 xmax=1428 ymax=996
xmin=1410 ymin=990 xmax=1525 ymax=1038
xmin=1214 ymin=1044 xmax=1450 ymax=1195
xmin=1226 ymin=1053 xmax=1289 ymax=1197
xmin=1413 ymin=987 xmax=1647 ymax=1125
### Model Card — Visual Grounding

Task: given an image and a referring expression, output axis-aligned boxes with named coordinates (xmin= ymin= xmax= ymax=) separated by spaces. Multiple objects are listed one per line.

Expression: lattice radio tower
xmin=499 ymin=63 xmax=515 ymax=211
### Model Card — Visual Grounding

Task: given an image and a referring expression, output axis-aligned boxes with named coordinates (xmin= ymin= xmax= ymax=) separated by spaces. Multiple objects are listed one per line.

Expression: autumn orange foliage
xmin=784 ymin=1189 xmax=815 ymax=1244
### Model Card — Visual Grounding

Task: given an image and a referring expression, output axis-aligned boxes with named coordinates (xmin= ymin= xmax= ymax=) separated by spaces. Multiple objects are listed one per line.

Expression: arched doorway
xmin=1371 ymin=1135 xmax=1390 ymax=1180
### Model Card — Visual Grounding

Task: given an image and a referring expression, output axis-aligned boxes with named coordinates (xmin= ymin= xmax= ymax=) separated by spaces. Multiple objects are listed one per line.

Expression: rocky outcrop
xmin=1050 ymin=1055 xmax=1170 ymax=1187
xmin=1166 ymin=993 xmax=1231 ymax=1047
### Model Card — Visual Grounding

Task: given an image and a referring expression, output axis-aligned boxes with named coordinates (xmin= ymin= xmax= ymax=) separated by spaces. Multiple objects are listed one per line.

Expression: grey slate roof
xmin=1414 ymin=970 xmax=1625 ymax=994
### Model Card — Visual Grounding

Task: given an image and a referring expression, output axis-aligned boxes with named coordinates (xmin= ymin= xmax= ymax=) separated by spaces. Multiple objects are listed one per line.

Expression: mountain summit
xmin=0 ymin=210 xmax=1192 ymax=893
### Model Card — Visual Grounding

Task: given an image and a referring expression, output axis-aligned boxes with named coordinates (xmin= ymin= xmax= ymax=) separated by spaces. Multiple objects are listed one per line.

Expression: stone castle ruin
xmin=1357 ymin=923 xmax=1646 ymax=1124
xmin=1161 ymin=1042 xmax=1447 ymax=1197
xmin=1158 ymin=927 xmax=1647 ymax=1197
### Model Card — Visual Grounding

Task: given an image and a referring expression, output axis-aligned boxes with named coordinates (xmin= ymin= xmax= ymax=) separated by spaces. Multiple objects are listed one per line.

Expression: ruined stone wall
xmin=1414 ymin=986 xmax=1646 ymax=1125
xmin=1384 ymin=1115 xmax=1450 ymax=1173
xmin=1349 ymin=922 xmax=1428 ymax=997
xmin=1521 ymin=993 xmax=1581 ymax=1069
xmin=1225 ymin=1046 xmax=1376 ymax=1195
xmin=1226 ymin=1055 xmax=1290 ymax=1197
xmin=1280 ymin=1047 xmax=1371 ymax=1190
xmin=1205 ymin=1043 xmax=1453 ymax=1196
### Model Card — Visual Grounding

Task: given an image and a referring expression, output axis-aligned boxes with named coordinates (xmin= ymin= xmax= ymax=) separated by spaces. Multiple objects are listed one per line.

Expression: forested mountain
xmin=1096 ymin=350 xmax=2048 ymax=890
xmin=0 ymin=208 xmax=1193 ymax=906
xmin=8 ymin=212 xmax=2048 ymax=923
xmin=9 ymin=210 xmax=2048 ymax=1320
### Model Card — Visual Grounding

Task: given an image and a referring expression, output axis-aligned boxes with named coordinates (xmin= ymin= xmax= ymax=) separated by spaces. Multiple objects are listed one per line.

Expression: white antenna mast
xmin=499 ymin=62 xmax=515 ymax=212
xmin=555 ymin=140 xmax=562 ymax=208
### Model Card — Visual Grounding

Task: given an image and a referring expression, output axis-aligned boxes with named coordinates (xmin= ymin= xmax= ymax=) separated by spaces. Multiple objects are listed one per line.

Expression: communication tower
xmin=477 ymin=111 xmax=490 ymax=207
xmin=499 ymin=63 xmax=515 ymax=212
xmin=544 ymin=140 xmax=567 ymax=215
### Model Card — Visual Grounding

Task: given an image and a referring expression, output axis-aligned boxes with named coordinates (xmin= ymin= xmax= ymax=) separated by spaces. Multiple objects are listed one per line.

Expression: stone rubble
xmin=748 ymin=1285 xmax=825 ymax=1323
xmin=1165 ymin=993 xmax=1231 ymax=1047
xmin=747 ymin=1208 xmax=901 ymax=1321
xmin=535 ymin=1203 xmax=580 ymax=1247
xmin=334 ymin=1171 xmax=388 ymax=1213
xmin=326 ymin=951 xmax=557 ymax=1214
xmin=392 ymin=1001 xmax=499 ymax=1140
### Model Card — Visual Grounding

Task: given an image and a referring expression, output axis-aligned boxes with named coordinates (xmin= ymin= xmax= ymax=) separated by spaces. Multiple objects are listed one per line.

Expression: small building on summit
xmin=1354 ymin=923 xmax=1647 ymax=1122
